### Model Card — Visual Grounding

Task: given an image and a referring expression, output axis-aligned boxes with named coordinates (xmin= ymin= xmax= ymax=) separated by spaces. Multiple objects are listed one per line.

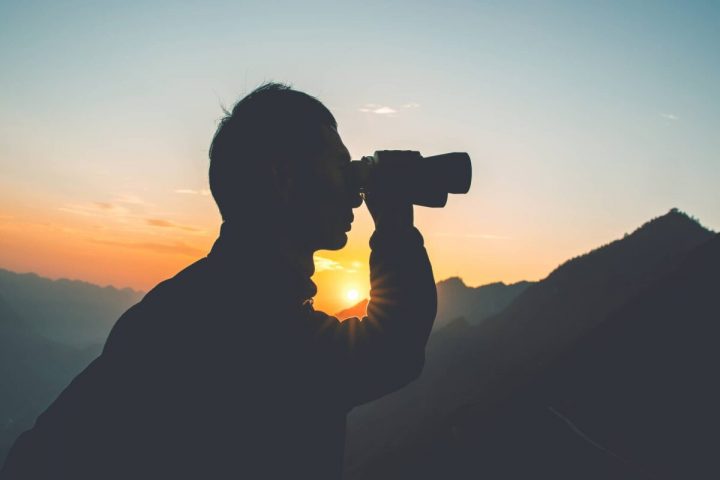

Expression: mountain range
xmin=343 ymin=209 xmax=718 ymax=479
xmin=335 ymin=278 xmax=532 ymax=329
xmin=0 ymin=273 xmax=144 ymax=463
xmin=0 ymin=209 xmax=716 ymax=478
xmin=0 ymin=294 xmax=101 ymax=464
xmin=0 ymin=269 xmax=143 ymax=348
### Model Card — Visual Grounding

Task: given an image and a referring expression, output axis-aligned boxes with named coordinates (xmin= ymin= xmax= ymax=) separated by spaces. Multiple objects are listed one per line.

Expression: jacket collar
xmin=207 ymin=221 xmax=318 ymax=308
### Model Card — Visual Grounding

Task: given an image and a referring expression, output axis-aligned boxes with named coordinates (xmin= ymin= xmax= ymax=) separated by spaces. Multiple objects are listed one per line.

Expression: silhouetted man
xmin=1 ymin=83 xmax=437 ymax=479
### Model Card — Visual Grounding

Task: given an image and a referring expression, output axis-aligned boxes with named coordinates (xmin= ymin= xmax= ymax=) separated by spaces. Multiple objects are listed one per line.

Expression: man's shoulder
xmin=104 ymin=257 xmax=216 ymax=349
xmin=143 ymin=257 xmax=213 ymax=303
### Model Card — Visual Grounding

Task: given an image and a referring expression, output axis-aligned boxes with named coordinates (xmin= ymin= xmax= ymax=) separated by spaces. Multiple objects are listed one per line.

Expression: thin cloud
xmin=145 ymin=218 xmax=202 ymax=232
xmin=91 ymin=238 xmax=205 ymax=257
xmin=60 ymin=202 xmax=204 ymax=235
xmin=314 ymin=256 xmax=344 ymax=272
xmin=373 ymin=106 xmax=397 ymax=115
xmin=465 ymin=233 xmax=511 ymax=240
xmin=345 ymin=260 xmax=364 ymax=274
xmin=433 ymin=232 xmax=511 ymax=240
xmin=359 ymin=102 xmax=420 ymax=115
xmin=661 ymin=113 xmax=679 ymax=120
xmin=61 ymin=193 xmax=149 ymax=219
xmin=115 ymin=194 xmax=149 ymax=205
xmin=359 ymin=104 xmax=397 ymax=115
xmin=59 ymin=203 xmax=130 ymax=218
xmin=175 ymin=188 xmax=212 ymax=196
xmin=313 ymin=257 xmax=365 ymax=273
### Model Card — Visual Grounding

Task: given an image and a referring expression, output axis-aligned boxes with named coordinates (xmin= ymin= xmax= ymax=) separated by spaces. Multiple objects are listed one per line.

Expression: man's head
xmin=209 ymin=83 xmax=362 ymax=251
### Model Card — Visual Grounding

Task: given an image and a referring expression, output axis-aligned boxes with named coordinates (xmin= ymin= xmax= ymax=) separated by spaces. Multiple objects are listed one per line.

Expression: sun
xmin=345 ymin=289 xmax=360 ymax=303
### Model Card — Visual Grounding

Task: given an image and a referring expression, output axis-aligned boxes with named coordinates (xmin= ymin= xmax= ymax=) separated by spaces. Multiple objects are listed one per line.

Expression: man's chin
xmin=321 ymin=232 xmax=348 ymax=251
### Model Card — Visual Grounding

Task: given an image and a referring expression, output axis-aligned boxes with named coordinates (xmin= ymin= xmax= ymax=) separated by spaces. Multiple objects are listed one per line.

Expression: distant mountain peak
xmin=0 ymin=268 xmax=145 ymax=296
xmin=549 ymin=209 xmax=714 ymax=281
xmin=0 ymin=268 xmax=145 ymax=347
xmin=437 ymin=277 xmax=467 ymax=288
xmin=633 ymin=208 xmax=710 ymax=236
xmin=334 ymin=298 xmax=369 ymax=320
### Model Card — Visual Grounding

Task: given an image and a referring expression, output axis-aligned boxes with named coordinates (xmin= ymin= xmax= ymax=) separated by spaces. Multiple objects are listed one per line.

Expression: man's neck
xmin=276 ymin=235 xmax=316 ymax=280
xmin=215 ymin=220 xmax=315 ymax=279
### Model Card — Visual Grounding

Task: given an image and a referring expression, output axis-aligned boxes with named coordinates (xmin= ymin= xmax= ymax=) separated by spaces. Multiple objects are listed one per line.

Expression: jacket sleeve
xmin=308 ymin=226 xmax=437 ymax=409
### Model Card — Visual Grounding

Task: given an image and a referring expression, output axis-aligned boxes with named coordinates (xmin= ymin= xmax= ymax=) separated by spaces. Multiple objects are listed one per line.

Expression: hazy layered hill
xmin=0 ymin=269 xmax=144 ymax=348
xmin=434 ymin=277 xmax=532 ymax=328
xmin=335 ymin=278 xmax=532 ymax=330
xmin=0 ymin=294 xmax=99 ymax=465
xmin=0 ymin=294 xmax=93 ymax=408
xmin=0 ymin=270 xmax=142 ymax=463
xmin=344 ymin=209 xmax=716 ymax=479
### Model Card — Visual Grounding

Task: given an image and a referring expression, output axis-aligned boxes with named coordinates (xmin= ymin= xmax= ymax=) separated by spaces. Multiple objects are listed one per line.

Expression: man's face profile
xmin=283 ymin=124 xmax=362 ymax=252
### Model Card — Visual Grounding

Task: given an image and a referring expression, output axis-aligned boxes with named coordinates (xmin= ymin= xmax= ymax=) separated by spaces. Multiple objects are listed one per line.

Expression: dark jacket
xmin=1 ymin=222 xmax=437 ymax=479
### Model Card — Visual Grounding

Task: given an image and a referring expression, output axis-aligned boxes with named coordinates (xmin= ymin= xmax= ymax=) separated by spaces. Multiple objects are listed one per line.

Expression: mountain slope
xmin=434 ymin=277 xmax=532 ymax=328
xmin=371 ymin=233 xmax=720 ymax=480
xmin=345 ymin=209 xmax=715 ymax=479
xmin=0 ymin=269 xmax=143 ymax=347
xmin=334 ymin=278 xmax=531 ymax=328
xmin=538 ymin=232 xmax=720 ymax=478
xmin=447 ymin=209 xmax=715 ymax=407
xmin=0 ymin=294 xmax=99 ymax=465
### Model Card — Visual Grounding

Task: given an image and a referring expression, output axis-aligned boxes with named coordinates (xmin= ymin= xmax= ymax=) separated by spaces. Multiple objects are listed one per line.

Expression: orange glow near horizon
xmin=2 ymin=0 xmax=720 ymax=323
xmin=0 ymin=195 xmax=589 ymax=316
xmin=2 ymin=164 xmax=694 ymax=316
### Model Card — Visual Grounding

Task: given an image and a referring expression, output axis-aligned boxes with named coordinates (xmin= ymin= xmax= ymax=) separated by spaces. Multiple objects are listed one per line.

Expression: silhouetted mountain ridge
xmin=0 ymin=293 xmax=99 ymax=466
xmin=435 ymin=277 xmax=532 ymax=328
xmin=475 ymin=208 xmax=714 ymax=372
xmin=0 ymin=268 xmax=144 ymax=347
xmin=0 ymin=269 xmax=142 ymax=464
xmin=335 ymin=277 xmax=532 ymax=330
xmin=549 ymin=208 xmax=710 ymax=283
xmin=0 ymin=210 xmax=715 ymax=477
xmin=344 ymin=209 xmax=715 ymax=479
xmin=363 ymin=232 xmax=720 ymax=479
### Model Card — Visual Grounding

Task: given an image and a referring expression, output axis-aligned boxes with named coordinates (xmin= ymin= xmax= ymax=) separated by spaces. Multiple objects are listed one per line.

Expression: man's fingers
xmin=364 ymin=191 xmax=414 ymax=229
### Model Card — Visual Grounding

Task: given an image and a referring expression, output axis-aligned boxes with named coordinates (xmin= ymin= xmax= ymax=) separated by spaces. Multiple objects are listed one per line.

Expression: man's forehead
xmin=321 ymin=125 xmax=351 ymax=162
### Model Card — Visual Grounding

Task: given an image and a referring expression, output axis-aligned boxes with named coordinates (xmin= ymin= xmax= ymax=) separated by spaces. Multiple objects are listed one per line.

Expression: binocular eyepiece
xmin=345 ymin=151 xmax=472 ymax=207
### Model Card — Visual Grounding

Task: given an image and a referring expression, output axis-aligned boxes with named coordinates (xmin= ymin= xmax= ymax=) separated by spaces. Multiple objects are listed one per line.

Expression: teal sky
xmin=1 ymin=0 xmax=719 ymax=297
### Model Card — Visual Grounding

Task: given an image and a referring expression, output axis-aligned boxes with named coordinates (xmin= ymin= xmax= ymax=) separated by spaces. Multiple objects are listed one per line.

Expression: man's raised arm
xmin=306 ymin=197 xmax=437 ymax=408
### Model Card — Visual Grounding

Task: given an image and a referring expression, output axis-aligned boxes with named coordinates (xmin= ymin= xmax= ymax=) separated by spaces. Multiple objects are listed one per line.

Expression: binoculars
xmin=345 ymin=151 xmax=472 ymax=207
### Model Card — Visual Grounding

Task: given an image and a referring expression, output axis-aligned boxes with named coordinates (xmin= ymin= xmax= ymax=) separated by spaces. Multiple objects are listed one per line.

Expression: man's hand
xmin=363 ymin=191 xmax=414 ymax=231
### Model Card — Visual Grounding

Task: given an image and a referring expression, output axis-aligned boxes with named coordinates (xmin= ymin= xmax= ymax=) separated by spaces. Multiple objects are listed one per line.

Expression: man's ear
xmin=270 ymin=161 xmax=294 ymax=206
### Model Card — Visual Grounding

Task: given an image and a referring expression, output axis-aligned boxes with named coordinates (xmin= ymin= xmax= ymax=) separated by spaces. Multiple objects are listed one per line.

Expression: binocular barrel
xmin=347 ymin=151 xmax=472 ymax=208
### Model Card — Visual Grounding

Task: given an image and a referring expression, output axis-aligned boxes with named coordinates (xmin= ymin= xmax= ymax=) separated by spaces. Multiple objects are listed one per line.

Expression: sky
xmin=1 ymin=0 xmax=719 ymax=314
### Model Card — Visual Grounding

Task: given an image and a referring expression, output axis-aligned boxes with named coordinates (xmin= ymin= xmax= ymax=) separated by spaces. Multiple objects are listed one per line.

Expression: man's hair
xmin=208 ymin=82 xmax=337 ymax=221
